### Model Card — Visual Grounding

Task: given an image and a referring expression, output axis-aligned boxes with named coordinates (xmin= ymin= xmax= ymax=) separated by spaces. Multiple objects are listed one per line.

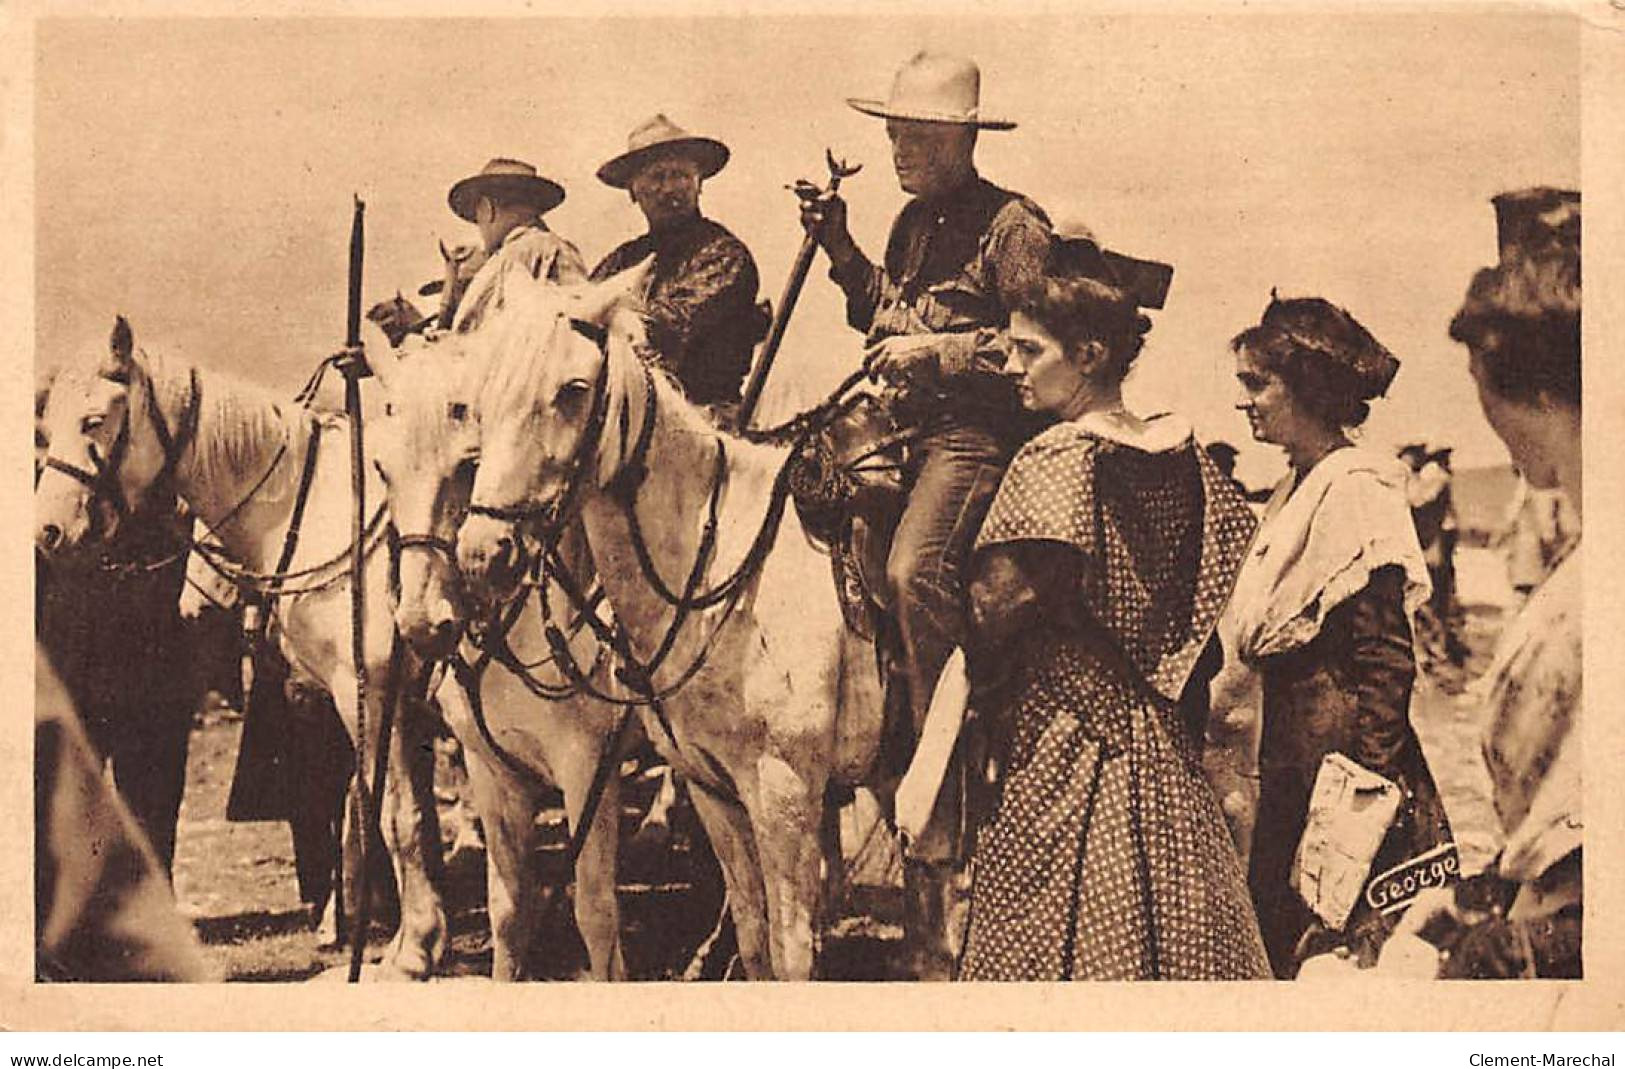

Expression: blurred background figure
xmin=37 ymin=643 xmax=218 ymax=981
xmin=1401 ymin=441 xmax=1468 ymax=666
xmin=1498 ymin=472 xmax=1579 ymax=607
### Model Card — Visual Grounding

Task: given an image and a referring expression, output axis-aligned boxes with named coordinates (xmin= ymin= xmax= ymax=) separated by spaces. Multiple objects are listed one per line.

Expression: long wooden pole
xmin=737 ymin=153 xmax=859 ymax=428
xmin=340 ymin=196 xmax=376 ymax=984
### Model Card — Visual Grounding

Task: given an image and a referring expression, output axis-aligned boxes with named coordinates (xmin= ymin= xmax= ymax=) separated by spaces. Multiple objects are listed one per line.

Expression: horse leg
xmin=687 ymin=786 xmax=773 ymax=979
xmin=559 ymin=733 xmax=626 ymax=981
xmin=315 ymin=784 xmax=362 ymax=948
xmin=440 ymin=680 xmax=540 ymax=981
xmin=753 ymin=753 xmax=827 ymax=981
xmin=466 ymin=746 xmax=541 ymax=981
xmin=374 ymin=689 xmax=448 ymax=979
xmin=818 ymin=793 xmax=846 ymax=939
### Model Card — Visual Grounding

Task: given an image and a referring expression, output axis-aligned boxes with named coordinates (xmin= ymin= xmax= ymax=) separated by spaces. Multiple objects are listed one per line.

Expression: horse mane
xmin=138 ymin=344 xmax=304 ymax=492
xmin=467 ymin=276 xmax=722 ymax=490
xmin=596 ymin=297 xmax=718 ymax=488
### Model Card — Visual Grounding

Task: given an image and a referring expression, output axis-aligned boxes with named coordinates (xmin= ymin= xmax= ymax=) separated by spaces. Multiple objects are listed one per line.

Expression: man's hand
xmin=331 ymin=344 xmax=372 ymax=378
xmin=798 ymin=188 xmax=857 ymax=268
xmin=864 ymin=333 xmax=941 ymax=384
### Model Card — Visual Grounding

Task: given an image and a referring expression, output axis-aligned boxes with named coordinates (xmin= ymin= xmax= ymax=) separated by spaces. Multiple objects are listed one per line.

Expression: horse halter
xmin=44 ymin=357 xmax=201 ymax=523
xmin=465 ymin=316 xmax=618 ymax=538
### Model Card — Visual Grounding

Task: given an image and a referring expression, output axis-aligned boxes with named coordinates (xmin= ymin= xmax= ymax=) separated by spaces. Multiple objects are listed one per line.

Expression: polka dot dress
xmin=960 ymin=426 xmax=1270 ymax=980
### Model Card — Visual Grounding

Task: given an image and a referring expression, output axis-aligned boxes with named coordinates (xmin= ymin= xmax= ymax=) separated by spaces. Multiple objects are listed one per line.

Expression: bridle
xmin=377 ymin=440 xmax=475 ymax=591
xmin=464 ymin=315 xmax=616 ymax=540
xmin=44 ymin=355 xmax=201 ymax=526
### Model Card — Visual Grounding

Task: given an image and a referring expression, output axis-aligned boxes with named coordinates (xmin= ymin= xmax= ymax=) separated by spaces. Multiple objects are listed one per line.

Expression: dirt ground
xmin=172 ymin=713 xmax=909 ymax=982
xmin=170 ymin=549 xmax=1510 ymax=982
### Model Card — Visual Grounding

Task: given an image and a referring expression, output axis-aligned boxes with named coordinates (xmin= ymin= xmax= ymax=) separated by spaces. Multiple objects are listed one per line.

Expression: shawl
xmin=1479 ymin=543 xmax=1582 ymax=883
xmin=975 ymin=411 xmax=1257 ymax=704
xmin=1223 ymin=446 xmax=1430 ymax=664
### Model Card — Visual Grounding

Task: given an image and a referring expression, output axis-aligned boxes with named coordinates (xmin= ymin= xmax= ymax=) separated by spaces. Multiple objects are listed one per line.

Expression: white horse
xmin=456 ymin=275 xmax=889 ymax=980
xmin=35 ymin=317 xmax=449 ymax=978
xmin=367 ymin=334 xmax=633 ymax=981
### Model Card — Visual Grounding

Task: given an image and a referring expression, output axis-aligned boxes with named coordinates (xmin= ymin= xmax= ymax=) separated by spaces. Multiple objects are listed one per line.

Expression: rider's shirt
xmin=828 ymin=172 xmax=1051 ymax=432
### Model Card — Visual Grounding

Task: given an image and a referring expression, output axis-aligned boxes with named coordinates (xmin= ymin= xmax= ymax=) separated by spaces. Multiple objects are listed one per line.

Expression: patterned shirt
xmin=829 ymin=173 xmax=1051 ymax=429
xmin=453 ymin=223 xmax=589 ymax=334
xmin=591 ymin=215 xmax=769 ymax=406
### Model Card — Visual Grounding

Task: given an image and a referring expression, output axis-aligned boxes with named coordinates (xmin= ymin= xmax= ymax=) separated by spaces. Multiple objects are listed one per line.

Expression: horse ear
xmin=109 ymin=315 xmax=134 ymax=367
xmin=574 ymin=258 xmax=652 ymax=326
xmin=616 ymin=257 xmax=654 ymax=303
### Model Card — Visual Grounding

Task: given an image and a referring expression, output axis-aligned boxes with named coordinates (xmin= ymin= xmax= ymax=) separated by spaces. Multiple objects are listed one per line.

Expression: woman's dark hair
xmin=1014 ymin=275 xmax=1152 ymax=382
xmin=1448 ymin=251 xmax=1580 ymax=409
xmin=1228 ymin=296 xmax=1397 ymax=430
xmin=1229 ymin=324 xmax=1371 ymax=428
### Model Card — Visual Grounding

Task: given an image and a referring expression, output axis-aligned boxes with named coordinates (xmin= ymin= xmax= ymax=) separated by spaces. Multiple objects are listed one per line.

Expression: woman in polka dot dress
xmin=1225 ymin=294 xmax=1452 ymax=977
xmin=957 ymin=267 xmax=1271 ymax=980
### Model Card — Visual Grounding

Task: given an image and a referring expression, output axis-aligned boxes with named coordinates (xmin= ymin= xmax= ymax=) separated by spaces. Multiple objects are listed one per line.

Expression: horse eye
xmin=553 ymin=379 xmax=592 ymax=409
xmin=80 ymin=414 xmax=105 ymax=435
xmin=447 ymin=402 xmax=468 ymax=421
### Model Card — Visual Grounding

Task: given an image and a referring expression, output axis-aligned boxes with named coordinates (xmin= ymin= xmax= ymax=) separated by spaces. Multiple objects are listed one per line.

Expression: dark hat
xmin=596 ymin=115 xmax=730 ymax=190
xmin=448 ymin=158 xmax=566 ymax=223
xmin=1492 ymin=187 xmax=1580 ymax=264
xmin=1258 ymin=290 xmax=1400 ymax=399
xmin=1048 ymin=235 xmax=1174 ymax=310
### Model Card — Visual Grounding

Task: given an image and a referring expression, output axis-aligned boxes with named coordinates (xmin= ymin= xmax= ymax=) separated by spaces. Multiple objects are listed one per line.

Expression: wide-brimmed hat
xmin=1491 ymin=187 xmax=1580 ymax=264
xmin=1048 ymin=235 xmax=1175 ymax=310
xmin=447 ymin=158 xmax=566 ymax=223
xmin=597 ymin=114 xmax=730 ymax=189
xmin=1258 ymin=290 xmax=1400 ymax=399
xmin=847 ymin=51 xmax=1015 ymax=130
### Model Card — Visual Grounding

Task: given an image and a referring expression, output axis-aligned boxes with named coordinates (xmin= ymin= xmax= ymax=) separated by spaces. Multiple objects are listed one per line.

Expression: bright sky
xmin=35 ymin=9 xmax=1579 ymax=487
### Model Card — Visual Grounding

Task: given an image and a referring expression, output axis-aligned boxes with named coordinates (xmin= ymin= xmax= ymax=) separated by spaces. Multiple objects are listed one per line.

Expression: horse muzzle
xmin=397 ymin=596 xmax=462 ymax=661
xmin=457 ymin=514 xmax=531 ymax=603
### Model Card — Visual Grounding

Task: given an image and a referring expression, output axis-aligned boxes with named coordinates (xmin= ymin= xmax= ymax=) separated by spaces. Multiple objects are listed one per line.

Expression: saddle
xmin=786 ymin=389 xmax=912 ymax=640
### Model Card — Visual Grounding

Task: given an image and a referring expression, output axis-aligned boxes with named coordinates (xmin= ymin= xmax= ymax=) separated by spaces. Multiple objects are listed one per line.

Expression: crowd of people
xmin=34 ymin=47 xmax=1582 ymax=984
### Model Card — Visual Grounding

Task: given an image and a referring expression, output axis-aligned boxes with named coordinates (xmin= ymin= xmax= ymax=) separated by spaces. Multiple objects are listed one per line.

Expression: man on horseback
xmin=799 ymin=50 xmax=1052 ymax=978
xmin=446 ymin=158 xmax=589 ymax=333
xmin=590 ymin=115 xmax=771 ymax=427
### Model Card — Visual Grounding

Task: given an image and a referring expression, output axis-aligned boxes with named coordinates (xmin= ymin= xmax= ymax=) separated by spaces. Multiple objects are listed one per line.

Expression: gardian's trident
xmin=737 ymin=150 xmax=860 ymax=428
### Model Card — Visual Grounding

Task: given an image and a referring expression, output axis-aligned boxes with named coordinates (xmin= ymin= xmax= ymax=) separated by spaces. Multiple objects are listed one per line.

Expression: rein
xmin=46 ymin=359 xmax=202 ymax=532
xmin=465 ymin=317 xmax=613 ymax=532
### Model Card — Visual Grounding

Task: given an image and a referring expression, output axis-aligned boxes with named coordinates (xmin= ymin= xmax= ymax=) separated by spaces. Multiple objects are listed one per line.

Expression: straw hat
xmin=596 ymin=115 xmax=730 ymax=189
xmin=847 ymin=51 xmax=1015 ymax=130
xmin=447 ymin=158 xmax=566 ymax=222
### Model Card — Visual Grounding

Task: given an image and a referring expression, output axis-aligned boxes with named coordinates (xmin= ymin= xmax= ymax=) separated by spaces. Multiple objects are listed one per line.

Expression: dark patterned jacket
xmin=591 ymin=215 xmax=770 ymax=407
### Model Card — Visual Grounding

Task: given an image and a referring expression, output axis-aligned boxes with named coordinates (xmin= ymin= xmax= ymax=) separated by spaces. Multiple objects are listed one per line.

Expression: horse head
xmin=433 ymin=240 xmax=489 ymax=330
xmin=371 ymin=331 xmax=481 ymax=661
xmin=457 ymin=261 xmax=651 ymax=603
xmin=35 ymin=316 xmax=196 ymax=557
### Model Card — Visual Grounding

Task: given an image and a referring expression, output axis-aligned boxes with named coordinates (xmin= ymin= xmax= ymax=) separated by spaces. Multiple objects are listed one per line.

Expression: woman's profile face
xmin=1469 ymin=347 xmax=1559 ymax=488
xmin=1234 ymin=345 xmax=1321 ymax=453
xmin=1006 ymin=312 xmax=1085 ymax=415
